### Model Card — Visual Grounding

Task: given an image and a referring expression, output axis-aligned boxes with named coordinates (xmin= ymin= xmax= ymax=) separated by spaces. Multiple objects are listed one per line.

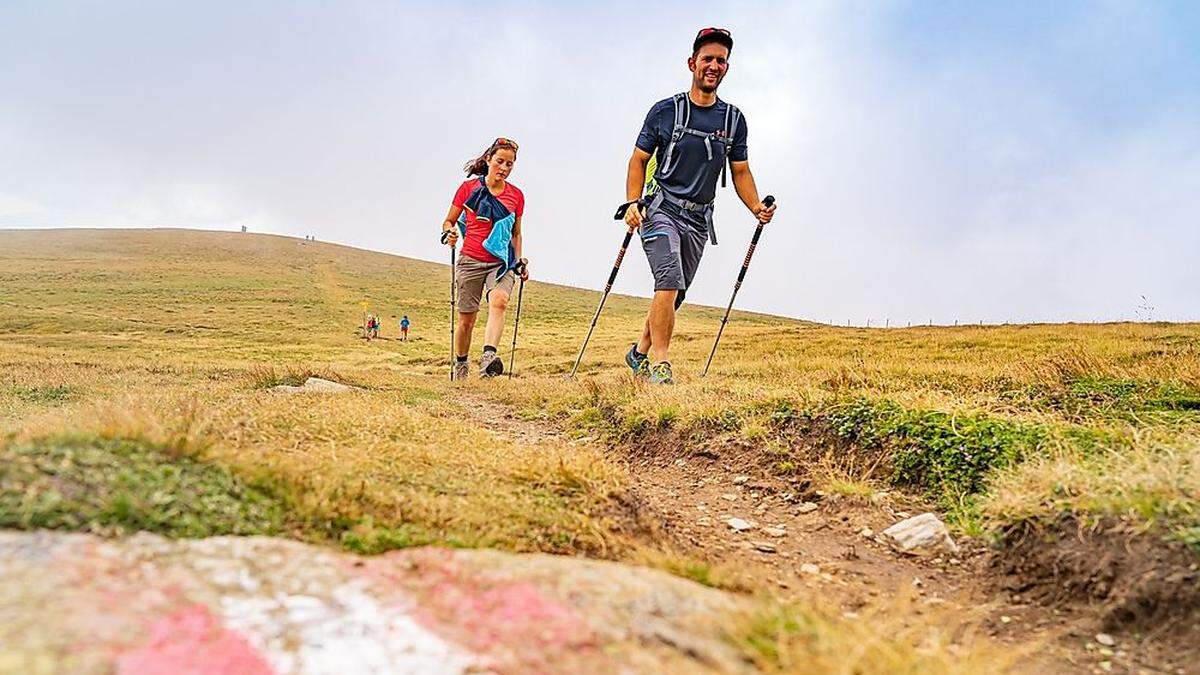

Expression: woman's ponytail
xmin=463 ymin=150 xmax=490 ymax=177
xmin=462 ymin=137 xmax=518 ymax=177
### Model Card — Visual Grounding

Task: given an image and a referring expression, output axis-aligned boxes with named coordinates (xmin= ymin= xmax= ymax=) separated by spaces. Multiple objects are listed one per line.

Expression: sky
xmin=2 ymin=0 xmax=1198 ymax=325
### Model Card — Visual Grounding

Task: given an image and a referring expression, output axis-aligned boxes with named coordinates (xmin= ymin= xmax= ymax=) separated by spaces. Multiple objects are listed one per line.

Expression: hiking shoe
xmin=452 ymin=360 xmax=469 ymax=381
xmin=648 ymin=361 xmax=674 ymax=385
xmin=480 ymin=350 xmax=504 ymax=378
xmin=625 ymin=344 xmax=649 ymax=378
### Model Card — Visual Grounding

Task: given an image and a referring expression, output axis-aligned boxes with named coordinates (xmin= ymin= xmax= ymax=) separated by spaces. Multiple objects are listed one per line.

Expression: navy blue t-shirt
xmin=635 ymin=95 xmax=749 ymax=205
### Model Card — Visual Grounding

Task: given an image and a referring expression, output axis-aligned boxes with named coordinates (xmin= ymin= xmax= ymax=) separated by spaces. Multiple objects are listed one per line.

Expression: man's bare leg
xmin=636 ymin=316 xmax=652 ymax=356
xmin=646 ymin=289 xmax=677 ymax=363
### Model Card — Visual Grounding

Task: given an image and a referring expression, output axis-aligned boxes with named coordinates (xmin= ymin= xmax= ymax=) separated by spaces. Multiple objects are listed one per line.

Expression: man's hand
xmin=516 ymin=258 xmax=530 ymax=281
xmin=753 ymin=200 xmax=776 ymax=225
xmin=441 ymin=228 xmax=458 ymax=246
xmin=623 ymin=202 xmax=643 ymax=231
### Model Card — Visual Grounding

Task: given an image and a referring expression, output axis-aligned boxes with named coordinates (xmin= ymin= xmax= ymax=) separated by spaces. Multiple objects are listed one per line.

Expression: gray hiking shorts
xmin=456 ymin=254 xmax=514 ymax=314
xmin=640 ymin=203 xmax=710 ymax=308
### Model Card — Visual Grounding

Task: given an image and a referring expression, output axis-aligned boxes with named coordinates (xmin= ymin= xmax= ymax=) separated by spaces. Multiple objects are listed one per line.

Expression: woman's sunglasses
xmin=493 ymin=137 xmax=519 ymax=151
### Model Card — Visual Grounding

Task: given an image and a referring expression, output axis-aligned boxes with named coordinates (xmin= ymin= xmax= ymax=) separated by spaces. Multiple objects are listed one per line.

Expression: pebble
xmin=800 ymin=563 xmax=821 ymax=575
xmin=752 ymin=541 xmax=777 ymax=553
xmin=796 ymin=502 xmax=818 ymax=514
xmin=720 ymin=493 xmax=738 ymax=502
xmin=859 ymin=527 xmax=874 ymax=538
xmin=1095 ymin=633 xmax=1116 ymax=647
xmin=732 ymin=475 xmax=749 ymax=485
xmin=1000 ymin=615 xmax=1012 ymax=624
xmin=763 ymin=527 xmax=787 ymax=538
xmin=727 ymin=517 xmax=754 ymax=532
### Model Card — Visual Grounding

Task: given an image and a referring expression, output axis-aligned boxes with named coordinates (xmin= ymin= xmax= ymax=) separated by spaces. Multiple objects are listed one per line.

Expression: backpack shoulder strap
xmin=720 ymin=102 xmax=742 ymax=188
xmin=660 ymin=93 xmax=691 ymax=179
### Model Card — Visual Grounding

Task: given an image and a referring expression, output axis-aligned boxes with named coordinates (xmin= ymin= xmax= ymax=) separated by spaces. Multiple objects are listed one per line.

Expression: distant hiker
xmin=400 ymin=315 xmax=410 ymax=341
xmin=440 ymin=137 xmax=529 ymax=381
xmin=621 ymin=28 xmax=776 ymax=384
xmin=368 ymin=315 xmax=380 ymax=339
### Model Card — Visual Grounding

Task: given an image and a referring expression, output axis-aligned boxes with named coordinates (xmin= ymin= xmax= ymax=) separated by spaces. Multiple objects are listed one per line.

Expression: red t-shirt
xmin=452 ymin=178 xmax=524 ymax=263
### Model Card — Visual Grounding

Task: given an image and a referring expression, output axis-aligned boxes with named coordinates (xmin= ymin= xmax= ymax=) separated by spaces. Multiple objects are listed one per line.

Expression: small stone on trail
xmin=796 ymin=502 xmax=818 ymax=514
xmin=720 ymin=493 xmax=738 ymax=502
xmin=800 ymin=563 xmax=821 ymax=575
xmin=1095 ymin=633 xmax=1116 ymax=647
xmin=752 ymin=541 xmax=776 ymax=553
xmin=763 ymin=527 xmax=787 ymax=538
xmin=732 ymin=475 xmax=749 ymax=485
xmin=859 ymin=527 xmax=874 ymax=538
xmin=727 ymin=517 xmax=754 ymax=532
xmin=1000 ymin=615 xmax=1012 ymax=624
xmin=881 ymin=513 xmax=959 ymax=554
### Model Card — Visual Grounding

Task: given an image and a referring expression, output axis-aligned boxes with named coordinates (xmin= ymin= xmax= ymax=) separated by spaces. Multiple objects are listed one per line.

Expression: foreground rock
xmin=881 ymin=513 xmax=959 ymax=555
xmin=269 ymin=377 xmax=356 ymax=394
xmin=0 ymin=531 xmax=752 ymax=674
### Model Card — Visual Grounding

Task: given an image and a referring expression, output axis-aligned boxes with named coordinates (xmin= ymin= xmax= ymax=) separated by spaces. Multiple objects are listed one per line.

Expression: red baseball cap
xmin=693 ymin=27 xmax=733 ymax=55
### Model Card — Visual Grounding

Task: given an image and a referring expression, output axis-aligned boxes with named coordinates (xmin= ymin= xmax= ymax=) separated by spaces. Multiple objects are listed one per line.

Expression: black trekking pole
xmin=507 ymin=260 xmax=527 ymax=379
xmin=702 ymin=195 xmax=775 ymax=377
xmin=442 ymin=229 xmax=457 ymax=381
xmin=569 ymin=198 xmax=645 ymax=378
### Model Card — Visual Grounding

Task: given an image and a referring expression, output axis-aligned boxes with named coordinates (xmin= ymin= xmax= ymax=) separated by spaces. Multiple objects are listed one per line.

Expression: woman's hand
xmin=440 ymin=227 xmax=458 ymax=246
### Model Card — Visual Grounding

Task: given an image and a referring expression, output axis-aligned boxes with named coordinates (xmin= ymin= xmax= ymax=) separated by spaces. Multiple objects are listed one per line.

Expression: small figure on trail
xmin=367 ymin=314 xmax=379 ymax=340
xmin=440 ymin=137 xmax=530 ymax=381
xmin=621 ymin=28 xmax=776 ymax=384
xmin=400 ymin=315 xmax=410 ymax=341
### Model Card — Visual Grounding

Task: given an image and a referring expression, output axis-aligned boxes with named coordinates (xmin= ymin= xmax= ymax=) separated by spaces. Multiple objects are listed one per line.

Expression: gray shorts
xmin=640 ymin=203 xmax=710 ymax=308
xmin=456 ymin=254 xmax=514 ymax=314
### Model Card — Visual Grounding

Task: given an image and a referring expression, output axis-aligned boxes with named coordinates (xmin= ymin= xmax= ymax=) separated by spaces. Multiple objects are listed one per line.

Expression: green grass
xmin=10 ymin=385 xmax=73 ymax=404
xmin=0 ymin=436 xmax=284 ymax=537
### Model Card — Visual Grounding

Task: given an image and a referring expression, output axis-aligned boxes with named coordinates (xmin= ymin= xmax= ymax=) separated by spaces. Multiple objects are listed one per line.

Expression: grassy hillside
xmin=2 ymin=228 xmax=1198 ymax=671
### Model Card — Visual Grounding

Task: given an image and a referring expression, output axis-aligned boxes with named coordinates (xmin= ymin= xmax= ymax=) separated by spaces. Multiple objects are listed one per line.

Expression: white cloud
xmin=1 ymin=1 xmax=1197 ymax=323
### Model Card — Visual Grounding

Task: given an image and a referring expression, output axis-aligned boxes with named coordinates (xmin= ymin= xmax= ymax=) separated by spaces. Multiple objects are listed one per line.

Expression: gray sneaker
xmin=480 ymin=350 xmax=504 ymax=377
xmin=648 ymin=361 xmax=674 ymax=385
xmin=452 ymin=360 xmax=469 ymax=381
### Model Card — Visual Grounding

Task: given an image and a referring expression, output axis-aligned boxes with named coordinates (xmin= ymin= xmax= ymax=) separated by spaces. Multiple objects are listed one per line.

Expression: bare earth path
xmin=459 ymin=393 xmax=1188 ymax=675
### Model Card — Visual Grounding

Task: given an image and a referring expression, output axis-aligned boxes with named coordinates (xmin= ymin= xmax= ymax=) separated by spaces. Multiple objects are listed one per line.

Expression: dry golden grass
xmin=2 ymin=227 xmax=1195 ymax=672
xmin=731 ymin=593 xmax=1029 ymax=674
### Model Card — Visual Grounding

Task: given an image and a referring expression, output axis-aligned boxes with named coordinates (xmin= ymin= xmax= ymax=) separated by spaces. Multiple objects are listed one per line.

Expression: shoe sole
xmin=482 ymin=357 xmax=504 ymax=378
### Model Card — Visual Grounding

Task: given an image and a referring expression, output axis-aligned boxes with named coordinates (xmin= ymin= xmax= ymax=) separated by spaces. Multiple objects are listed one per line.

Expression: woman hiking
xmin=439 ymin=137 xmax=529 ymax=381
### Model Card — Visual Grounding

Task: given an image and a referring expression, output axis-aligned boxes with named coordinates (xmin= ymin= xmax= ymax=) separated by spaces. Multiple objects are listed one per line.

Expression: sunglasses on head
xmin=695 ymin=27 xmax=730 ymax=39
xmin=492 ymin=137 xmax=519 ymax=151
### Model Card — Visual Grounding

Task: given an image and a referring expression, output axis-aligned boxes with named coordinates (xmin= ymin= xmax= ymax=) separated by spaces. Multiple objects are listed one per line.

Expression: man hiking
xmin=400 ymin=315 xmax=410 ymax=341
xmin=440 ymin=137 xmax=529 ymax=381
xmin=622 ymin=27 xmax=776 ymax=384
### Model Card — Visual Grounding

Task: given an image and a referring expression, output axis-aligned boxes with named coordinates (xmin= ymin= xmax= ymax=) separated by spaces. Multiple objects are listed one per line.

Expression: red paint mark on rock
xmin=116 ymin=604 xmax=274 ymax=675
xmin=360 ymin=548 xmax=601 ymax=670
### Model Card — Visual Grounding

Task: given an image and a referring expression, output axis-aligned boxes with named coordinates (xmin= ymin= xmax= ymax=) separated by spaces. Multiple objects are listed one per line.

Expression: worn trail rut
xmin=461 ymin=393 xmax=1189 ymax=674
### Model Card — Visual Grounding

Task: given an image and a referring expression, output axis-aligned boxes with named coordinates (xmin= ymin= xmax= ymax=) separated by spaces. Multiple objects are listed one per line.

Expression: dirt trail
xmin=461 ymin=394 xmax=1190 ymax=675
